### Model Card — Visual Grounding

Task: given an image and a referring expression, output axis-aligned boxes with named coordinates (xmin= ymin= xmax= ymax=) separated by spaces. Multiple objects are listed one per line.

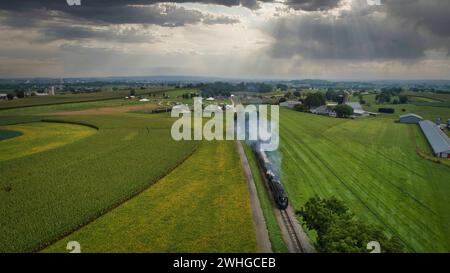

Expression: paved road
xmin=236 ymin=140 xmax=272 ymax=253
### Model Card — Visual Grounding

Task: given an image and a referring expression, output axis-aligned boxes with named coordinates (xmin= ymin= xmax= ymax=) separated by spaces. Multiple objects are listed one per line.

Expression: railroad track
xmin=279 ymin=209 xmax=305 ymax=253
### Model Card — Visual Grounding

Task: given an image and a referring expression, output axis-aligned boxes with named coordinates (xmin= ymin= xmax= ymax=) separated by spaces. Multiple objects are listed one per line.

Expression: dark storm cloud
xmin=0 ymin=0 xmax=259 ymax=12
xmin=0 ymin=1 xmax=240 ymax=27
xmin=383 ymin=0 xmax=450 ymax=38
xmin=35 ymin=25 xmax=156 ymax=43
xmin=286 ymin=0 xmax=342 ymax=11
xmin=57 ymin=4 xmax=239 ymax=26
xmin=0 ymin=1 xmax=240 ymax=44
xmin=267 ymin=0 xmax=450 ymax=60
xmin=270 ymin=15 xmax=427 ymax=60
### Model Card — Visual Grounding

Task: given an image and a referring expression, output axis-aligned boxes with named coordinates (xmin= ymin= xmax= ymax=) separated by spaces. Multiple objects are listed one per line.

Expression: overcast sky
xmin=0 ymin=0 xmax=449 ymax=80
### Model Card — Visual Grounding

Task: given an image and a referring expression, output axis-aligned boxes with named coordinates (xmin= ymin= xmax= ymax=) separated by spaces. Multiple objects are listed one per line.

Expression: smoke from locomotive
xmin=237 ymin=109 xmax=289 ymax=210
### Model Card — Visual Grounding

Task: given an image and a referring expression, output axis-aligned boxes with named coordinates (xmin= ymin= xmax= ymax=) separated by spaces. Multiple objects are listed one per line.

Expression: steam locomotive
xmin=255 ymin=149 xmax=289 ymax=210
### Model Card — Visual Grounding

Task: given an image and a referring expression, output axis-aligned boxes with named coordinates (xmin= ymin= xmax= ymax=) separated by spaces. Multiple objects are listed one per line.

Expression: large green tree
xmin=304 ymin=93 xmax=326 ymax=108
xmin=334 ymin=104 xmax=354 ymax=118
xmin=297 ymin=196 xmax=404 ymax=253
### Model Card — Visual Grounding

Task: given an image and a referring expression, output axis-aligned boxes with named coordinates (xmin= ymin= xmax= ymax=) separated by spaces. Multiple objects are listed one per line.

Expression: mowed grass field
xmin=0 ymin=122 xmax=96 ymax=161
xmin=44 ymin=141 xmax=257 ymax=253
xmin=278 ymin=108 xmax=450 ymax=252
xmin=0 ymin=112 xmax=197 ymax=252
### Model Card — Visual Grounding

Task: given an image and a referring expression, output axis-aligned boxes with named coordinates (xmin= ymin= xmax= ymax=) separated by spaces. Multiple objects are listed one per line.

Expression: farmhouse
xmin=419 ymin=120 xmax=450 ymax=158
xmin=0 ymin=93 xmax=7 ymax=100
xmin=280 ymin=100 xmax=302 ymax=109
xmin=311 ymin=105 xmax=336 ymax=117
xmin=400 ymin=113 xmax=423 ymax=124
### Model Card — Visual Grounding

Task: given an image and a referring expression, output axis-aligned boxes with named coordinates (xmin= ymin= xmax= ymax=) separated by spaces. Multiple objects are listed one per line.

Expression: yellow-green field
xmin=0 ymin=122 xmax=96 ymax=161
xmin=44 ymin=141 xmax=257 ymax=253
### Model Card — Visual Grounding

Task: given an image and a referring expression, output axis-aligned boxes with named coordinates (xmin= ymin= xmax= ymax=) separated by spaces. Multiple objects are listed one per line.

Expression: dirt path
xmin=236 ymin=140 xmax=272 ymax=253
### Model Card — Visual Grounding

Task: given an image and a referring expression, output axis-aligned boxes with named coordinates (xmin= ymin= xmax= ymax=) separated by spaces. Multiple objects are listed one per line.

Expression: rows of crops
xmin=277 ymin=109 xmax=450 ymax=252
xmin=0 ymin=113 xmax=197 ymax=252
xmin=44 ymin=141 xmax=257 ymax=253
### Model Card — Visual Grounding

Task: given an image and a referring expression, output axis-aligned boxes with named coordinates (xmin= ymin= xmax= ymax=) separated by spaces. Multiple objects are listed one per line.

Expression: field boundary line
xmin=41 ymin=118 xmax=100 ymax=130
xmin=236 ymin=140 xmax=272 ymax=253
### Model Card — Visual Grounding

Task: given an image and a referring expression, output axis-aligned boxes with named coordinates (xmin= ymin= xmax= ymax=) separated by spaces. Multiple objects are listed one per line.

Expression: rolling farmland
xmin=0 ymin=113 xmax=197 ymax=252
xmin=277 ymin=108 xmax=450 ymax=252
xmin=356 ymin=94 xmax=450 ymax=121
xmin=0 ymin=122 xmax=96 ymax=161
xmin=44 ymin=141 xmax=257 ymax=253
xmin=0 ymin=87 xmax=168 ymax=110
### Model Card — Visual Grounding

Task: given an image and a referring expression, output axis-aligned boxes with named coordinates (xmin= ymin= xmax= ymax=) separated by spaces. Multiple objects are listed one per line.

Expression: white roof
xmin=204 ymin=105 xmax=222 ymax=112
xmin=172 ymin=104 xmax=190 ymax=114
xmin=353 ymin=109 xmax=367 ymax=114
xmin=139 ymin=98 xmax=150 ymax=102
xmin=400 ymin=113 xmax=423 ymax=120
xmin=419 ymin=120 xmax=450 ymax=154
xmin=206 ymin=97 xmax=215 ymax=101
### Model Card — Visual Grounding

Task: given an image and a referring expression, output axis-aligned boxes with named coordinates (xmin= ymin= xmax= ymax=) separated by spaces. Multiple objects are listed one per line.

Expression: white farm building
xmin=419 ymin=120 xmax=450 ymax=158
xmin=400 ymin=114 xmax=424 ymax=124
xmin=280 ymin=100 xmax=302 ymax=109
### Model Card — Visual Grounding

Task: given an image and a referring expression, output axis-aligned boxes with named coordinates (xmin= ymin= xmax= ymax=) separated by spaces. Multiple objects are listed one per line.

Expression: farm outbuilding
xmin=400 ymin=114 xmax=424 ymax=124
xmin=419 ymin=120 xmax=450 ymax=158
xmin=345 ymin=102 xmax=374 ymax=117
xmin=280 ymin=100 xmax=302 ymax=109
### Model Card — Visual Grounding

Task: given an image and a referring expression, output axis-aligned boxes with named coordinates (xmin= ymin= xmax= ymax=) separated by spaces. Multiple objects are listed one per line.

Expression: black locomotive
xmin=255 ymin=149 xmax=288 ymax=210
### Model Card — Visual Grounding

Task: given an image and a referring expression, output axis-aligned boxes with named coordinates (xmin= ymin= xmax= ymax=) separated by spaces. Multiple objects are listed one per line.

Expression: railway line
xmin=232 ymin=96 xmax=313 ymax=253
xmin=255 ymin=149 xmax=314 ymax=253
xmin=279 ymin=209 xmax=305 ymax=253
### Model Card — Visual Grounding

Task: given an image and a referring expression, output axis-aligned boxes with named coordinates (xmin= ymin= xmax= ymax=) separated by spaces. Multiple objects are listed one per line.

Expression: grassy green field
xmin=243 ymin=143 xmax=288 ymax=253
xmin=0 ymin=122 xmax=96 ymax=161
xmin=278 ymin=108 xmax=450 ymax=252
xmin=0 ymin=112 xmax=197 ymax=252
xmin=43 ymin=141 xmax=257 ymax=253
